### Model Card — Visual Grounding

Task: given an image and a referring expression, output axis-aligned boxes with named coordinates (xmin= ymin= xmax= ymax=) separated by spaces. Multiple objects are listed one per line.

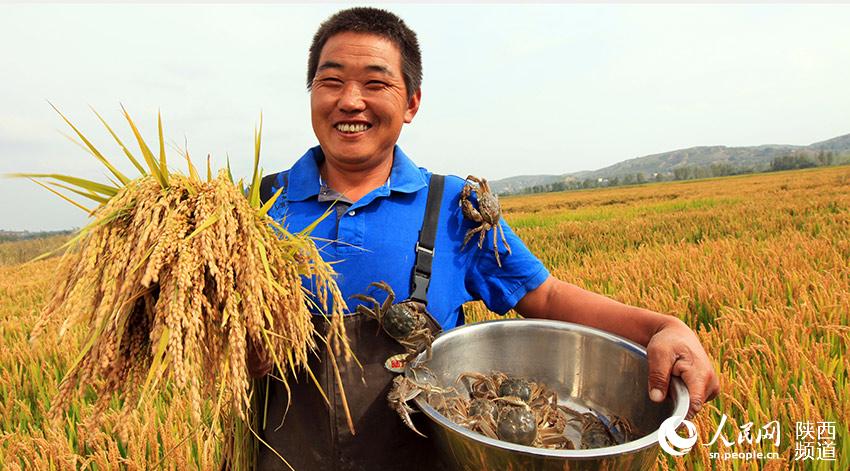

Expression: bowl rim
xmin=407 ymin=318 xmax=690 ymax=459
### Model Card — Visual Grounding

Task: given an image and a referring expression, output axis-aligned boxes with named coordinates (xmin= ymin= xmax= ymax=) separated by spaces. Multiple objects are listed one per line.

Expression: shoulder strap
xmin=410 ymin=174 xmax=445 ymax=304
xmin=260 ymin=172 xmax=288 ymax=205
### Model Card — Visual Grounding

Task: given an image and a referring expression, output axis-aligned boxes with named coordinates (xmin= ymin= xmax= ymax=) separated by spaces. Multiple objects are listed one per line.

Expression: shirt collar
xmin=286 ymin=145 xmax=428 ymax=202
xmin=388 ymin=145 xmax=429 ymax=193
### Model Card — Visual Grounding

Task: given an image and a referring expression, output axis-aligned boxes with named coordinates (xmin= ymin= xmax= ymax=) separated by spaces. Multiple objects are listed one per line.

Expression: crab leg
xmin=369 ymin=281 xmax=396 ymax=309
xmin=492 ymin=226 xmax=502 ymax=267
xmin=463 ymin=223 xmax=487 ymax=249
xmin=477 ymin=222 xmax=490 ymax=249
xmin=498 ymin=222 xmax=512 ymax=255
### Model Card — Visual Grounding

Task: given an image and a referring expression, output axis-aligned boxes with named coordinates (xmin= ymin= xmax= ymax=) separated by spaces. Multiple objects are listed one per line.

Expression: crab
xmin=536 ymin=406 xmax=574 ymax=449
xmin=560 ymin=406 xmax=636 ymax=449
xmin=493 ymin=397 xmax=538 ymax=446
xmin=527 ymin=382 xmax=574 ymax=449
xmin=607 ymin=415 xmax=637 ymax=445
xmin=457 ymin=371 xmax=500 ymax=400
xmin=387 ymin=376 xmax=432 ymax=437
xmin=459 ymin=175 xmax=512 ymax=267
xmin=454 ymin=372 xmax=574 ymax=449
xmin=440 ymin=371 xmax=641 ymax=450
xmin=468 ymin=398 xmax=496 ymax=419
xmin=457 ymin=371 xmax=532 ymax=402
xmin=388 ymin=367 xmax=460 ymax=437
xmin=450 ymin=394 xmax=538 ymax=446
xmin=352 ymin=281 xmax=435 ymax=362
xmin=498 ymin=377 xmax=532 ymax=402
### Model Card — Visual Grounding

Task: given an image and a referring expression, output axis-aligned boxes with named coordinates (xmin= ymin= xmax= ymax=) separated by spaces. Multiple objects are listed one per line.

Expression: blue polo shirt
xmin=266 ymin=145 xmax=550 ymax=329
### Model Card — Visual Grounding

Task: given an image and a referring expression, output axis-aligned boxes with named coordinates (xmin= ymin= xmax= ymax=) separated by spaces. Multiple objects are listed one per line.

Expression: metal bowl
xmin=406 ymin=319 xmax=689 ymax=470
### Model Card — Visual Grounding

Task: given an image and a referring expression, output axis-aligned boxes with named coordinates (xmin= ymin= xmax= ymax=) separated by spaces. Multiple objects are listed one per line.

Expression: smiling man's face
xmin=310 ymin=31 xmax=421 ymax=170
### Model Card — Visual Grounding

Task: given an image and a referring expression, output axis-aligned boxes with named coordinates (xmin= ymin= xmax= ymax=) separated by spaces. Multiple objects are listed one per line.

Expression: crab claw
xmin=388 ymin=376 xmax=428 ymax=437
xmin=396 ymin=398 xmax=427 ymax=438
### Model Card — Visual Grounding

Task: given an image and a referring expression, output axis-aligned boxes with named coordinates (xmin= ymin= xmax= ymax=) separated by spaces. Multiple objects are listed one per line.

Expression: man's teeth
xmin=336 ymin=123 xmax=370 ymax=133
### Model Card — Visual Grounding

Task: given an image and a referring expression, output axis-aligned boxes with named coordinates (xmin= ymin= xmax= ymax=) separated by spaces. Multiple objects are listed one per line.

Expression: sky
xmin=2 ymin=3 xmax=849 ymax=231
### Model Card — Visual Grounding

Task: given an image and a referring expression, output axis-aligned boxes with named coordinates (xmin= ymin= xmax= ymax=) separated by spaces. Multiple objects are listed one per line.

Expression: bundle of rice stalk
xmin=13 ymin=105 xmax=352 ymax=467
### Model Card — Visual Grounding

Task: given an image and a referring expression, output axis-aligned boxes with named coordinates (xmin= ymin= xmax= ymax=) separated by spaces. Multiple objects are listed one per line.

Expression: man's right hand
xmin=247 ymin=335 xmax=273 ymax=378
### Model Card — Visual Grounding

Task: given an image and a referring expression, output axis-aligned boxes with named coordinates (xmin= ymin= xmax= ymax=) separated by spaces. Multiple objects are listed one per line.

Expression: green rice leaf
xmin=140 ymin=326 xmax=171 ymax=403
xmin=248 ymin=114 xmax=263 ymax=208
xmin=226 ymin=154 xmax=234 ymax=183
xmin=46 ymin=181 xmax=110 ymax=204
xmin=94 ymin=204 xmax=133 ymax=227
xmin=256 ymin=240 xmax=283 ymax=293
xmin=90 ymin=106 xmax=147 ymax=176
xmin=298 ymin=201 xmax=336 ymax=236
xmin=247 ymin=418 xmax=295 ymax=471
xmin=28 ymin=178 xmax=92 ymax=214
xmin=129 ymin=246 xmax=155 ymax=275
xmin=9 ymin=173 xmax=118 ymax=197
xmin=105 ymin=175 xmax=122 ymax=188
xmin=303 ymin=356 xmax=330 ymax=407
xmin=262 ymin=376 xmax=270 ymax=430
xmin=184 ymin=147 xmax=200 ymax=182
xmin=121 ymin=104 xmax=167 ymax=188
xmin=186 ymin=208 xmax=221 ymax=240
xmin=60 ymin=309 xmax=110 ymax=381
xmin=48 ymin=101 xmax=131 ymax=186
xmin=157 ymin=110 xmax=169 ymax=186
xmin=259 ymin=186 xmax=284 ymax=217
xmin=59 ymin=131 xmax=95 ymax=156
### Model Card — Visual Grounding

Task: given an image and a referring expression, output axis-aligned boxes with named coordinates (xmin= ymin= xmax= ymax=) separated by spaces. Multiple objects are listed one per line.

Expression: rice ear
xmin=21 ymin=107 xmax=353 ymax=468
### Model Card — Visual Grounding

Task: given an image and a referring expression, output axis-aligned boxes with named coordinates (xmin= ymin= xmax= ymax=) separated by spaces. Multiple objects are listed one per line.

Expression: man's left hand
xmin=645 ymin=317 xmax=720 ymax=419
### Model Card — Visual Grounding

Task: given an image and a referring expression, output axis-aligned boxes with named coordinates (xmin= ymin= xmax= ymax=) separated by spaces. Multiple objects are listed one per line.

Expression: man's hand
xmin=247 ymin=334 xmax=273 ymax=379
xmin=646 ymin=317 xmax=720 ymax=419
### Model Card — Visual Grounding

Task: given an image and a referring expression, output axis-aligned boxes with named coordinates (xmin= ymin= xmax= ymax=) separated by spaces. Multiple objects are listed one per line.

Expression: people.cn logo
xmin=658 ymin=416 xmax=698 ymax=456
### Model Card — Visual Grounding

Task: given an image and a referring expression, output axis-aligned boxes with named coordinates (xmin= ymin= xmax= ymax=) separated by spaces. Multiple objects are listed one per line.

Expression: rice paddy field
xmin=2 ymin=165 xmax=848 ymax=469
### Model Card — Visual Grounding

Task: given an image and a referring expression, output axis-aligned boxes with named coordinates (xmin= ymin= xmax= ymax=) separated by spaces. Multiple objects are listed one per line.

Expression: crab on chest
xmin=352 ymin=281 xmax=435 ymax=362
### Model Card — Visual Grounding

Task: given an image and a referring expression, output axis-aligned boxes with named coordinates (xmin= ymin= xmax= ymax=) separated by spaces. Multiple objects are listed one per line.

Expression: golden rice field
xmin=2 ymin=165 xmax=848 ymax=469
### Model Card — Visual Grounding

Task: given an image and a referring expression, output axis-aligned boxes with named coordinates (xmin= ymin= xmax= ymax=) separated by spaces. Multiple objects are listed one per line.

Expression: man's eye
xmin=366 ymin=81 xmax=388 ymax=89
xmin=319 ymin=78 xmax=343 ymax=85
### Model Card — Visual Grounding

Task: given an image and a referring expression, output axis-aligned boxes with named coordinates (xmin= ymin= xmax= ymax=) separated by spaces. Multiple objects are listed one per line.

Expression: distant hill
xmin=491 ymin=133 xmax=850 ymax=194
xmin=809 ymin=133 xmax=850 ymax=153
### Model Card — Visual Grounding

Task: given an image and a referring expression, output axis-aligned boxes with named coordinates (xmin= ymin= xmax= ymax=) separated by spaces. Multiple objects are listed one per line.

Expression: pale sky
xmin=2 ymin=3 xmax=849 ymax=231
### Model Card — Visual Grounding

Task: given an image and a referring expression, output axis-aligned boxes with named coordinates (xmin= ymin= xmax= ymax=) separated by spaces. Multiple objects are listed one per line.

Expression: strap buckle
xmin=411 ymin=242 xmax=435 ymax=302
xmin=410 ymin=273 xmax=430 ymax=303
xmin=415 ymin=241 xmax=434 ymax=256
xmin=414 ymin=242 xmax=434 ymax=273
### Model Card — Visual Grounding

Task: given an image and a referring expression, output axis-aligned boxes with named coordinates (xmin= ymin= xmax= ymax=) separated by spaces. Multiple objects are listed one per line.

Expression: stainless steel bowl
xmin=406 ymin=319 xmax=689 ymax=470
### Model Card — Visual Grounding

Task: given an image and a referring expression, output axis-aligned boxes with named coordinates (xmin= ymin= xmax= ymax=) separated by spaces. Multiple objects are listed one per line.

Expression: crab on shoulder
xmin=459 ymin=175 xmax=512 ymax=267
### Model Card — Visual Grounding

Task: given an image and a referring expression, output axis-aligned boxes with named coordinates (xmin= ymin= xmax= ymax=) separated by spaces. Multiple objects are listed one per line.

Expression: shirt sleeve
xmin=465 ymin=219 xmax=550 ymax=315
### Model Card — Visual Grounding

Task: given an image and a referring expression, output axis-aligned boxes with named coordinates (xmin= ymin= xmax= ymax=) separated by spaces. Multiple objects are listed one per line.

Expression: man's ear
xmin=404 ymin=88 xmax=422 ymax=124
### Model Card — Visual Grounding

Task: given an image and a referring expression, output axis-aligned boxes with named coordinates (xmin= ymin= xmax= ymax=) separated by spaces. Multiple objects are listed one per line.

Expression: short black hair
xmin=307 ymin=7 xmax=422 ymax=100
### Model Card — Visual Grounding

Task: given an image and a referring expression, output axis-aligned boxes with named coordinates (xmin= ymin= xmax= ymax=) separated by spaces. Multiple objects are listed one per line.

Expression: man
xmin=254 ymin=7 xmax=719 ymax=470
